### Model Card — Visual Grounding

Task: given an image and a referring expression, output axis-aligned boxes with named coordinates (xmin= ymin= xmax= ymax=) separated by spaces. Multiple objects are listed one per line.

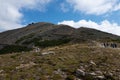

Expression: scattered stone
xmin=90 ymin=60 xmax=96 ymax=65
xmin=108 ymin=72 xmax=113 ymax=76
xmin=88 ymin=72 xmax=97 ymax=76
xmin=32 ymin=47 xmax=41 ymax=53
xmin=0 ymin=70 xmax=4 ymax=73
xmin=119 ymin=53 xmax=120 ymax=55
xmin=95 ymin=71 xmax=103 ymax=75
xmin=54 ymin=69 xmax=67 ymax=78
xmin=76 ymin=78 xmax=83 ymax=80
xmin=79 ymin=66 xmax=85 ymax=71
xmin=96 ymin=76 xmax=105 ymax=79
xmin=41 ymin=51 xmax=55 ymax=55
xmin=76 ymin=69 xmax=85 ymax=77
xmin=16 ymin=62 xmax=37 ymax=69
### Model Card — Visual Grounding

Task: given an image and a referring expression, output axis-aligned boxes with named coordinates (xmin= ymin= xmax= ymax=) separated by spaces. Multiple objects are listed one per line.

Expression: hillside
xmin=0 ymin=22 xmax=120 ymax=79
xmin=0 ymin=22 xmax=120 ymax=46
xmin=0 ymin=43 xmax=120 ymax=80
xmin=0 ymin=22 xmax=120 ymax=54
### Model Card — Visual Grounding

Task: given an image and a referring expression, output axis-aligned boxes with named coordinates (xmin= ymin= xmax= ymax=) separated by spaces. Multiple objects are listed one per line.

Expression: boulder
xmin=41 ymin=51 xmax=55 ymax=55
xmin=76 ymin=69 xmax=85 ymax=77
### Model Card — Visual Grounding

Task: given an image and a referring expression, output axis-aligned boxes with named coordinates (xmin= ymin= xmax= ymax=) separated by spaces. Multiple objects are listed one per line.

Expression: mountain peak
xmin=0 ymin=22 xmax=120 ymax=46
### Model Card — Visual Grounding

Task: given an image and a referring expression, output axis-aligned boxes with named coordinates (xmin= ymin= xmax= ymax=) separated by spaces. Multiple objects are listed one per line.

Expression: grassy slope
xmin=0 ymin=43 xmax=120 ymax=80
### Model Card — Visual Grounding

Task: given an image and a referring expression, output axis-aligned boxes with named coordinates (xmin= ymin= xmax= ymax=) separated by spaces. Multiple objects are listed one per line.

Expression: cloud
xmin=58 ymin=20 xmax=120 ymax=36
xmin=66 ymin=0 xmax=120 ymax=15
xmin=0 ymin=0 xmax=52 ymax=32
xmin=60 ymin=3 xmax=69 ymax=12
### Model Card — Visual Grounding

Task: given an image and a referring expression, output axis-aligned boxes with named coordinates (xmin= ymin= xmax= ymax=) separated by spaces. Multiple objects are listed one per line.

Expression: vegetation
xmin=0 ymin=43 xmax=119 ymax=79
xmin=15 ymin=33 xmax=34 ymax=44
xmin=35 ymin=39 xmax=71 ymax=48
xmin=21 ymin=35 xmax=71 ymax=48
xmin=0 ymin=45 xmax=32 ymax=54
xmin=22 ymin=37 xmax=42 ymax=45
xmin=111 ymin=39 xmax=120 ymax=43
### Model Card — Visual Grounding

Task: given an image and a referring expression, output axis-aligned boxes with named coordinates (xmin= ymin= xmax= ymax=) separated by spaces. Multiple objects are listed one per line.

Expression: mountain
xmin=0 ymin=22 xmax=120 ymax=79
xmin=0 ymin=22 xmax=120 ymax=44
xmin=0 ymin=22 xmax=120 ymax=53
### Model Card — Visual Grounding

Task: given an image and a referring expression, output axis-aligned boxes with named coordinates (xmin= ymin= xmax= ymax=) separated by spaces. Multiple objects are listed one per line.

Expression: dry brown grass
xmin=0 ymin=43 xmax=120 ymax=79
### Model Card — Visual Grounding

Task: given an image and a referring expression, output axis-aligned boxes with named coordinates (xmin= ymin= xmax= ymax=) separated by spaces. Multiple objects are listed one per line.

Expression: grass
xmin=0 ymin=43 xmax=120 ymax=79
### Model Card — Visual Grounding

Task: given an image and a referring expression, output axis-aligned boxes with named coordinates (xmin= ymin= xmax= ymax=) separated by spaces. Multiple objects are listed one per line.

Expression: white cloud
xmin=58 ymin=20 xmax=120 ymax=36
xmin=66 ymin=0 xmax=120 ymax=15
xmin=0 ymin=0 xmax=52 ymax=32
xmin=60 ymin=3 xmax=69 ymax=12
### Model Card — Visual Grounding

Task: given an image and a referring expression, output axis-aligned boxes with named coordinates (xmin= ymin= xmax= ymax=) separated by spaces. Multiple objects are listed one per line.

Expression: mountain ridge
xmin=0 ymin=22 xmax=120 ymax=52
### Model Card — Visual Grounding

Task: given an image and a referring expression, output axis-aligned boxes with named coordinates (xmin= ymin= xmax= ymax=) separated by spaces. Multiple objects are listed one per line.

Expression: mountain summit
xmin=0 ymin=22 xmax=120 ymax=80
xmin=0 ymin=22 xmax=120 ymax=44
xmin=0 ymin=22 xmax=120 ymax=53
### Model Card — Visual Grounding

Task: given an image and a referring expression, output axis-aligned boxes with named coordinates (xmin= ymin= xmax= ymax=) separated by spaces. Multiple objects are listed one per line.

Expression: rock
xmin=41 ymin=51 xmax=55 ymax=55
xmin=119 ymin=53 xmax=120 ymax=55
xmin=79 ymin=66 xmax=85 ymax=71
xmin=88 ymin=72 xmax=97 ymax=76
xmin=0 ymin=70 xmax=4 ymax=73
xmin=54 ymin=69 xmax=67 ymax=78
xmin=76 ymin=69 xmax=85 ymax=77
xmin=76 ymin=78 xmax=83 ymax=80
xmin=96 ymin=76 xmax=105 ymax=79
xmin=16 ymin=62 xmax=37 ymax=69
xmin=108 ymin=72 xmax=113 ymax=76
xmin=95 ymin=71 xmax=103 ymax=75
xmin=90 ymin=60 xmax=96 ymax=65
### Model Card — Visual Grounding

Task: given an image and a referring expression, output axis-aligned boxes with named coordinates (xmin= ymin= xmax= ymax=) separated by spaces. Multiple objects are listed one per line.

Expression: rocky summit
xmin=0 ymin=22 xmax=120 ymax=80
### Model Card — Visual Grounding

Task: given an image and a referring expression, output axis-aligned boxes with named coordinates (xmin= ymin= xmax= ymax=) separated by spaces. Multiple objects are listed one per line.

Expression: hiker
xmin=110 ymin=43 xmax=117 ymax=48
xmin=103 ymin=43 xmax=109 ymax=47
xmin=103 ymin=43 xmax=106 ymax=47
xmin=113 ymin=43 xmax=117 ymax=48
xmin=114 ymin=43 xmax=117 ymax=48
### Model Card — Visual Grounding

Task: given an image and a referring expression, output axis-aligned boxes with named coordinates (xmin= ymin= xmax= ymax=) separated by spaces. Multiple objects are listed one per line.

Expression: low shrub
xmin=0 ymin=45 xmax=32 ymax=54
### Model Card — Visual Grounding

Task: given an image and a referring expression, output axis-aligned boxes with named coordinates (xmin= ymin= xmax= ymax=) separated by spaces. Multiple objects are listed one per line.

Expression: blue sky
xmin=1 ymin=0 xmax=120 ymax=35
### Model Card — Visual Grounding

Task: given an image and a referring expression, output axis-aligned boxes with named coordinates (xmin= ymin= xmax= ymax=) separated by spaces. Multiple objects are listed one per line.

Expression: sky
xmin=1 ymin=0 xmax=120 ymax=35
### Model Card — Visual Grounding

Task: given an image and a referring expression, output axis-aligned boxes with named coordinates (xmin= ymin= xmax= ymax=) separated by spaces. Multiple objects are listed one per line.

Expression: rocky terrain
xmin=0 ymin=22 xmax=120 ymax=80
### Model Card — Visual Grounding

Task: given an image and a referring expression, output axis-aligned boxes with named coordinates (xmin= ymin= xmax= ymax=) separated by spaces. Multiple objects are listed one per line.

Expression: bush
xmin=0 ymin=45 xmax=32 ymax=54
